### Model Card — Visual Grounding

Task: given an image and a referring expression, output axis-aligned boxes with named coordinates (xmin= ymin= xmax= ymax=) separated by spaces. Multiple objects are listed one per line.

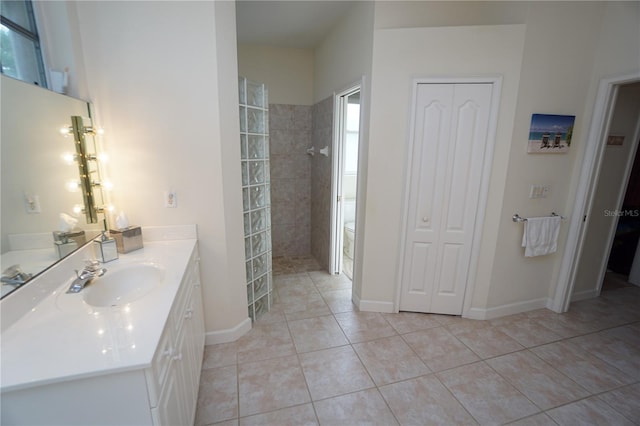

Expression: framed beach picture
xmin=527 ymin=114 xmax=575 ymax=153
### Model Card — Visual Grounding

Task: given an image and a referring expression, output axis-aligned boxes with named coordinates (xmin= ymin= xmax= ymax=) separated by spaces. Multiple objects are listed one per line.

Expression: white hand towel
xmin=521 ymin=216 xmax=561 ymax=257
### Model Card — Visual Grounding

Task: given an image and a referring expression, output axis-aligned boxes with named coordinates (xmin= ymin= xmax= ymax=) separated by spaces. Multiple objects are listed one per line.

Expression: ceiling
xmin=235 ymin=1 xmax=356 ymax=49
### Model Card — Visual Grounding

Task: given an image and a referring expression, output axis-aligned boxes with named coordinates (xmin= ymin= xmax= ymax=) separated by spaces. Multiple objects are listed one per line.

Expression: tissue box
xmin=52 ymin=229 xmax=86 ymax=246
xmin=109 ymin=226 xmax=143 ymax=254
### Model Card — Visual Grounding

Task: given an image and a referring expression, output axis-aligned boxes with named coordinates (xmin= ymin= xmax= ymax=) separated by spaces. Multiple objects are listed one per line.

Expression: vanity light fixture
xmin=63 ymin=116 xmax=107 ymax=224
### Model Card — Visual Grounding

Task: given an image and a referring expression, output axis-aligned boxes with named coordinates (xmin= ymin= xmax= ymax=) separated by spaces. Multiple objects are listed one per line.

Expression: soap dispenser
xmin=94 ymin=231 xmax=118 ymax=263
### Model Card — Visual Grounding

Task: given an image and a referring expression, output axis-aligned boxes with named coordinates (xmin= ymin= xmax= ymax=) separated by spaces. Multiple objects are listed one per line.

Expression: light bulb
xmin=97 ymin=152 xmax=109 ymax=163
xmin=72 ymin=204 xmax=83 ymax=215
xmin=65 ymin=180 xmax=80 ymax=192
xmin=106 ymin=204 xmax=116 ymax=213
xmin=103 ymin=180 xmax=114 ymax=191
xmin=96 ymin=127 xmax=105 ymax=136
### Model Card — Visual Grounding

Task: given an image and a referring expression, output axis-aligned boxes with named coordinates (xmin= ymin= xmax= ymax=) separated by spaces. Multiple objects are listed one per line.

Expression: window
xmin=344 ymin=102 xmax=360 ymax=174
xmin=1 ymin=0 xmax=47 ymax=87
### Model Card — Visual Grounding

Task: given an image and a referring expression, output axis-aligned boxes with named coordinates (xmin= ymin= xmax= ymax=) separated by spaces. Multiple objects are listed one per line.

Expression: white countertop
xmin=0 ymin=239 xmax=197 ymax=392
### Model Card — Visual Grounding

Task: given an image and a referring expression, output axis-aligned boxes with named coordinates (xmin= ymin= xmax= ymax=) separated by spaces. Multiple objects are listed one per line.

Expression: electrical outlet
xmin=529 ymin=185 xmax=550 ymax=199
xmin=24 ymin=194 xmax=41 ymax=214
xmin=165 ymin=191 xmax=177 ymax=208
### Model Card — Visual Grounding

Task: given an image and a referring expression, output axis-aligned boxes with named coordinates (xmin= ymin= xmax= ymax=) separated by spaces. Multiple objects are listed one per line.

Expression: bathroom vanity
xmin=0 ymin=230 xmax=204 ymax=425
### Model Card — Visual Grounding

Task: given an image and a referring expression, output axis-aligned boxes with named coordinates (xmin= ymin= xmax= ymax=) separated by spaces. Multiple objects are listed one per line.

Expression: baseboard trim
xmin=205 ymin=317 xmax=252 ymax=345
xmin=463 ymin=297 xmax=550 ymax=320
xmin=357 ymin=298 xmax=395 ymax=313
xmin=570 ymin=289 xmax=599 ymax=303
xmin=352 ymin=291 xmax=361 ymax=309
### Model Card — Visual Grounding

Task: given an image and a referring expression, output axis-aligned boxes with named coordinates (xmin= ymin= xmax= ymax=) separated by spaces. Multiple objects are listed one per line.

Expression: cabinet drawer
xmin=145 ymin=325 xmax=174 ymax=407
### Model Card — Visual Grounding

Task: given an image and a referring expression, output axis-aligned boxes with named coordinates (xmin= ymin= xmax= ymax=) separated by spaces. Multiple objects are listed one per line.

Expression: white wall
xmin=374 ymin=0 xmax=528 ymax=29
xmin=361 ymin=24 xmax=526 ymax=311
xmin=73 ymin=1 xmax=248 ymax=336
xmin=237 ymin=45 xmax=314 ymax=105
xmin=485 ymin=2 xmax=604 ymax=310
xmin=314 ymin=2 xmax=374 ymax=104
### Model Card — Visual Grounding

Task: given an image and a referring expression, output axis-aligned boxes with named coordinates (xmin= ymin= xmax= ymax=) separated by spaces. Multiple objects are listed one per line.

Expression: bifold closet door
xmin=400 ymin=83 xmax=493 ymax=315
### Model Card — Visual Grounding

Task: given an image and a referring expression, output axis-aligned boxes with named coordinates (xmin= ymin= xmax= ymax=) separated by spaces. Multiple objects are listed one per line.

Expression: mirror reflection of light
xmin=59 ymin=125 xmax=72 ymax=136
xmin=62 ymin=152 xmax=75 ymax=165
xmin=97 ymin=328 xmax=105 ymax=335
xmin=97 ymin=152 xmax=109 ymax=163
xmin=103 ymin=181 xmax=114 ymax=191
xmin=65 ymin=180 xmax=80 ymax=192
xmin=72 ymin=204 xmax=83 ymax=215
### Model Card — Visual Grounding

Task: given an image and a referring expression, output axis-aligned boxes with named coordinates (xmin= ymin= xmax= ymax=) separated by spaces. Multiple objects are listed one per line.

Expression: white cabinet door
xmin=400 ymin=83 xmax=494 ymax=315
xmin=151 ymin=363 xmax=185 ymax=426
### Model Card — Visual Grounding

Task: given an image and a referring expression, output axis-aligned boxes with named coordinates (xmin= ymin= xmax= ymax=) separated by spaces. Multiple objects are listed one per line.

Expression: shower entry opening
xmin=330 ymin=84 xmax=361 ymax=281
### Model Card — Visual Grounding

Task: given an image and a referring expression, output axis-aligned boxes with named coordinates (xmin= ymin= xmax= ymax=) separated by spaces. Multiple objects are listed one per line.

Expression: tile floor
xmin=195 ymin=265 xmax=640 ymax=425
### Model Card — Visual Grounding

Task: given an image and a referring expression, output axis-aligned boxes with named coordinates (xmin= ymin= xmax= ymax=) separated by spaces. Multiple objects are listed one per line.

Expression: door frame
xmin=329 ymin=80 xmax=363 ymax=276
xmin=551 ymin=71 xmax=640 ymax=312
xmin=395 ymin=76 xmax=503 ymax=316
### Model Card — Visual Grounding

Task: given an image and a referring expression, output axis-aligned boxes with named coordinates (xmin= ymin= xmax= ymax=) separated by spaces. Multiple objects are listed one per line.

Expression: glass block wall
xmin=239 ymin=76 xmax=273 ymax=322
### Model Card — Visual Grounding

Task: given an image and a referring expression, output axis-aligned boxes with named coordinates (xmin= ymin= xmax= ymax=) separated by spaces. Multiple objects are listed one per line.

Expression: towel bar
xmin=512 ymin=212 xmax=564 ymax=223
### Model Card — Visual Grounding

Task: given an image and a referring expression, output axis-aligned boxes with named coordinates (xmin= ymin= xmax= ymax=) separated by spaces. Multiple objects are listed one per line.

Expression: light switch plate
xmin=24 ymin=194 xmax=41 ymax=213
xmin=165 ymin=191 xmax=177 ymax=208
xmin=529 ymin=185 xmax=550 ymax=199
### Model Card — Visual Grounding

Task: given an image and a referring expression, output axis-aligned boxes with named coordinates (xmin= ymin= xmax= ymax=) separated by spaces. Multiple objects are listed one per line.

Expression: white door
xmin=400 ymin=83 xmax=493 ymax=315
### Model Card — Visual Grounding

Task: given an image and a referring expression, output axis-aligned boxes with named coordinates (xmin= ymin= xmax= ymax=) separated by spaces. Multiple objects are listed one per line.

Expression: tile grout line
xmin=200 ymin=263 xmax=640 ymax=425
xmin=287 ymin=271 xmax=321 ymax=425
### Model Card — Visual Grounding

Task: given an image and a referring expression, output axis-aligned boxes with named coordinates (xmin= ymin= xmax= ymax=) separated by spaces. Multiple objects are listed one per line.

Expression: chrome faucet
xmin=1 ymin=265 xmax=32 ymax=287
xmin=67 ymin=260 xmax=106 ymax=293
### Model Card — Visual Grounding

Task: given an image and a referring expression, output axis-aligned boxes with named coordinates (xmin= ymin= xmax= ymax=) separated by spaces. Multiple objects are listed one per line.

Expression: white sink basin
xmin=82 ymin=264 xmax=164 ymax=307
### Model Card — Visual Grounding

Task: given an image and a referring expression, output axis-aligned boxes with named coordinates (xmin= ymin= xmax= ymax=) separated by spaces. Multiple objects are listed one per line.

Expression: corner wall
xmin=74 ymin=1 xmax=248 ymax=338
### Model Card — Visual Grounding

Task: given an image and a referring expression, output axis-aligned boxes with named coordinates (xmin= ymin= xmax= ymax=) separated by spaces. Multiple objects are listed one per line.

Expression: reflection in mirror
xmin=1 ymin=75 xmax=107 ymax=298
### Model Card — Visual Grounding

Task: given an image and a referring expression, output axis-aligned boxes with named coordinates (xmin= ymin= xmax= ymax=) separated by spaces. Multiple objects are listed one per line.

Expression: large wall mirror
xmin=1 ymin=75 xmax=106 ymax=298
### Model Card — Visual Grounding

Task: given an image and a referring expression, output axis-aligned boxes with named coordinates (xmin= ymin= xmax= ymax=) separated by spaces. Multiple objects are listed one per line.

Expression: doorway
xmin=571 ymin=82 xmax=640 ymax=300
xmin=553 ymin=73 xmax=640 ymax=312
xmin=330 ymin=85 xmax=361 ymax=280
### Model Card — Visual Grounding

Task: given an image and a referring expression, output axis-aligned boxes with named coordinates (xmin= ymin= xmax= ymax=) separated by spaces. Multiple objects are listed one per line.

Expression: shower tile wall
xmin=310 ymin=96 xmax=333 ymax=270
xmin=269 ymin=104 xmax=312 ymax=257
